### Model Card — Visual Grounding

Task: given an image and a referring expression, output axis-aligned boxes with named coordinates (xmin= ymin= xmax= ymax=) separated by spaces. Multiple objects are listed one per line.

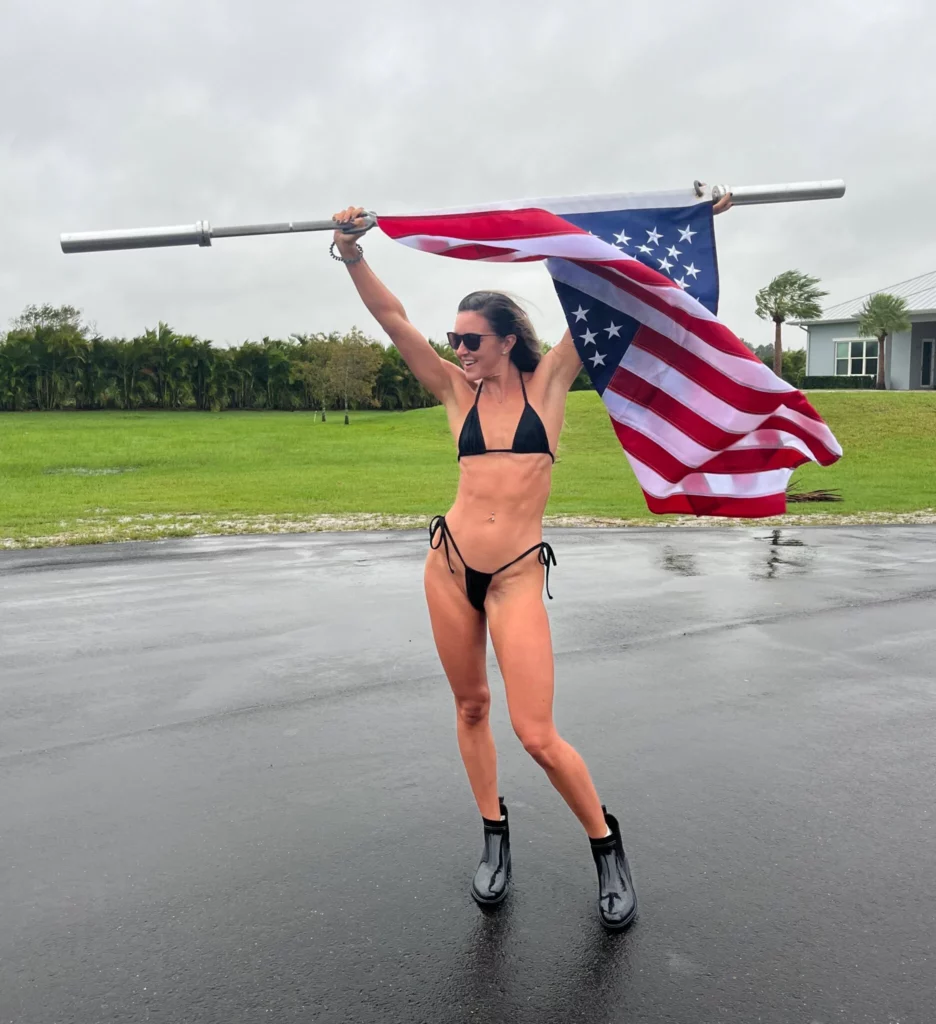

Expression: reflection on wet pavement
xmin=649 ymin=526 xmax=927 ymax=584
xmin=752 ymin=529 xmax=816 ymax=581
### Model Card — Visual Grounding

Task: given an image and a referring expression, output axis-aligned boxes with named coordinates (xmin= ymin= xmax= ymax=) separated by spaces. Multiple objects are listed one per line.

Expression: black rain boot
xmin=589 ymin=805 xmax=638 ymax=931
xmin=470 ymin=797 xmax=511 ymax=906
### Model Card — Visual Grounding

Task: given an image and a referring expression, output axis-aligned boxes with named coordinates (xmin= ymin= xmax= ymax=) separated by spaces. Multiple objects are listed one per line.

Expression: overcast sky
xmin=2 ymin=0 xmax=933 ymax=351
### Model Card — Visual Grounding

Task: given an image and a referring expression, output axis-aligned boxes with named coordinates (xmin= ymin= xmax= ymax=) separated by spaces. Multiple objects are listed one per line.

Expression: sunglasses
xmin=447 ymin=332 xmax=499 ymax=352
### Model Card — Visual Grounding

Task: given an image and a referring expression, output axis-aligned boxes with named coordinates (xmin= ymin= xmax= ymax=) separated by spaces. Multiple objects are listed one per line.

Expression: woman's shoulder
xmin=532 ymin=332 xmax=582 ymax=399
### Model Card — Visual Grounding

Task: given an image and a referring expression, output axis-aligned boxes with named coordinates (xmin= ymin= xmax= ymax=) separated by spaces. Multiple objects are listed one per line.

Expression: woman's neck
xmin=481 ymin=361 xmax=520 ymax=402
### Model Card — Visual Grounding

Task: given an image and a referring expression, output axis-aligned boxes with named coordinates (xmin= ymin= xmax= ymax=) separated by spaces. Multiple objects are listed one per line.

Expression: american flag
xmin=378 ymin=190 xmax=842 ymax=518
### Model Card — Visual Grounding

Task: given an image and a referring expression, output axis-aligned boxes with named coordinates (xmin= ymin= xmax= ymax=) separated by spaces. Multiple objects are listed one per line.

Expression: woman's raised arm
xmin=332 ymin=207 xmax=463 ymax=403
xmin=539 ymin=328 xmax=583 ymax=398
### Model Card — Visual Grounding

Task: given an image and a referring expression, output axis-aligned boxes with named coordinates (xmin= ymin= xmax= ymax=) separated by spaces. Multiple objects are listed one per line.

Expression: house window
xmin=835 ymin=339 xmax=878 ymax=377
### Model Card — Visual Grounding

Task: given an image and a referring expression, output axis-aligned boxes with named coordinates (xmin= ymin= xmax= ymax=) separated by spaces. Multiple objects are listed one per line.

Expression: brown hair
xmin=457 ymin=291 xmax=541 ymax=372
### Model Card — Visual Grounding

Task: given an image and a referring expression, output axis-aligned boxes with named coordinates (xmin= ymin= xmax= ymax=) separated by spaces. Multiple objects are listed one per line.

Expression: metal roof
xmin=802 ymin=269 xmax=936 ymax=323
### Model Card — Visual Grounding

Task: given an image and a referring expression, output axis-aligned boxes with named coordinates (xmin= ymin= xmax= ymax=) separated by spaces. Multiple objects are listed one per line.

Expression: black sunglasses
xmin=447 ymin=332 xmax=499 ymax=352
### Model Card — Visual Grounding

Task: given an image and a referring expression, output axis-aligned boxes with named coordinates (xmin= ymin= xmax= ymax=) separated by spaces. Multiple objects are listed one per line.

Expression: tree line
xmin=0 ymin=305 xmax=454 ymax=416
xmin=0 ymin=304 xmax=595 ymax=415
xmin=1 ymin=275 xmax=911 ymax=414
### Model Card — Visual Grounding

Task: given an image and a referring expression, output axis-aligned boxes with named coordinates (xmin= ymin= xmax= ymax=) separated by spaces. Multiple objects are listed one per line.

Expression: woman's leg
xmin=424 ymin=553 xmax=501 ymax=821
xmin=485 ymin=573 xmax=608 ymax=839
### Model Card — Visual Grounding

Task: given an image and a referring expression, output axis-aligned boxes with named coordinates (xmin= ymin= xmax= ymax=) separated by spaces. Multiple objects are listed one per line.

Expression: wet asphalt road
xmin=1 ymin=525 xmax=934 ymax=1024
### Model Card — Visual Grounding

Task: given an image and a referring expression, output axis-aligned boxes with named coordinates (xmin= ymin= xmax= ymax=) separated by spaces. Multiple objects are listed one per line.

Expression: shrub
xmin=802 ymin=375 xmax=875 ymax=390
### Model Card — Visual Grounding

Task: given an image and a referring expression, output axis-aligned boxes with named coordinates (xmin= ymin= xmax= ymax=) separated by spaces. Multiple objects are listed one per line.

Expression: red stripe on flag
xmin=611 ymin=420 xmax=811 ymax=483
xmin=438 ymin=243 xmax=522 ymax=261
xmin=429 ymin=244 xmax=545 ymax=262
xmin=643 ymin=491 xmax=788 ymax=517
xmin=608 ymin=367 xmax=837 ymax=464
xmin=379 ymin=208 xmax=583 ymax=244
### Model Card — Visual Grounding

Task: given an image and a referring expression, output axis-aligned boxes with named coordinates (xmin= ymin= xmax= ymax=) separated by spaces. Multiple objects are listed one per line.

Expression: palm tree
xmin=113 ymin=337 xmax=147 ymax=409
xmin=76 ymin=337 xmax=110 ymax=410
xmin=189 ymin=338 xmax=218 ymax=410
xmin=40 ymin=327 xmax=88 ymax=409
xmin=214 ymin=348 xmax=240 ymax=410
xmin=140 ymin=322 xmax=182 ymax=408
xmin=259 ymin=338 xmax=295 ymax=409
xmin=0 ymin=332 xmax=37 ymax=410
xmin=755 ymin=271 xmax=828 ymax=377
xmin=231 ymin=342 xmax=264 ymax=409
xmin=376 ymin=345 xmax=428 ymax=410
xmin=857 ymin=293 xmax=911 ymax=390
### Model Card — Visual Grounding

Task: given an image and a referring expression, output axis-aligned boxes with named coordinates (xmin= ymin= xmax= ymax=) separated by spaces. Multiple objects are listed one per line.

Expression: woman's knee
xmin=514 ymin=723 xmax=561 ymax=769
xmin=455 ymin=693 xmax=491 ymax=727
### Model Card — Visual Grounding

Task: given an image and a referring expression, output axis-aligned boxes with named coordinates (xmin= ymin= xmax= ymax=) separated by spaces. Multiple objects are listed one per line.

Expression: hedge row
xmin=802 ymin=375 xmax=875 ymax=390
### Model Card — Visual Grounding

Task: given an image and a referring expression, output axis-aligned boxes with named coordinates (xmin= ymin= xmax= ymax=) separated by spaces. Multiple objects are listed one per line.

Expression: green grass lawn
xmin=1 ymin=391 xmax=934 ymax=547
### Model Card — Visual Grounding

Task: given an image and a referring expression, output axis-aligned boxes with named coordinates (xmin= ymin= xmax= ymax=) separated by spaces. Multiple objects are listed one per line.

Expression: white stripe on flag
xmin=605 ymin=392 xmax=818 ymax=468
xmin=394 ymin=231 xmax=633 ymax=262
xmin=626 ymin=455 xmax=794 ymax=500
xmin=619 ymin=347 xmax=842 ymax=456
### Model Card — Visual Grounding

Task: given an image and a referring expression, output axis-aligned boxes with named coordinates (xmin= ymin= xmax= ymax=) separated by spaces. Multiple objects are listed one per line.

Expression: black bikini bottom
xmin=429 ymin=515 xmax=556 ymax=613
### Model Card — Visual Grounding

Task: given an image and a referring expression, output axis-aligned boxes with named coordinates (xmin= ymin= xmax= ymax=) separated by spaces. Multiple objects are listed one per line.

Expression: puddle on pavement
xmin=751 ymin=529 xmax=816 ymax=580
xmin=660 ymin=548 xmax=701 ymax=577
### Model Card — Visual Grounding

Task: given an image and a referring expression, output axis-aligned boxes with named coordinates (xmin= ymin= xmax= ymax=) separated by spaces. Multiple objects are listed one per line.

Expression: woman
xmin=331 ymin=205 xmax=636 ymax=931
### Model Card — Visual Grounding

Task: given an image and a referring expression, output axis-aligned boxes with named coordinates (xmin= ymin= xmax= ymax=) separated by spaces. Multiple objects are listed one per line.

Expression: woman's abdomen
xmin=443 ymin=455 xmax=552 ymax=572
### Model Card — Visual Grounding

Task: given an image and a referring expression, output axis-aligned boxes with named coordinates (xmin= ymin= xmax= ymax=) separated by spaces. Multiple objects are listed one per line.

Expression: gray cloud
xmin=2 ymin=0 xmax=933 ymax=350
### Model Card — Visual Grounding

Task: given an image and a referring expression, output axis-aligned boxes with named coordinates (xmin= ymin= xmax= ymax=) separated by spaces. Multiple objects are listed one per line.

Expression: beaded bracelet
xmin=330 ymin=241 xmax=364 ymax=265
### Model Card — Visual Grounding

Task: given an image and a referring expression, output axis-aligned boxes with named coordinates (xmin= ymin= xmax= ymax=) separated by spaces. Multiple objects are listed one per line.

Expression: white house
xmin=798 ymin=269 xmax=936 ymax=390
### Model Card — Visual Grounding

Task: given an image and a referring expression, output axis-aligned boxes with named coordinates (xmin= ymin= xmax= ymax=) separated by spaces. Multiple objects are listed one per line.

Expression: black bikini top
xmin=457 ymin=374 xmax=555 ymax=462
